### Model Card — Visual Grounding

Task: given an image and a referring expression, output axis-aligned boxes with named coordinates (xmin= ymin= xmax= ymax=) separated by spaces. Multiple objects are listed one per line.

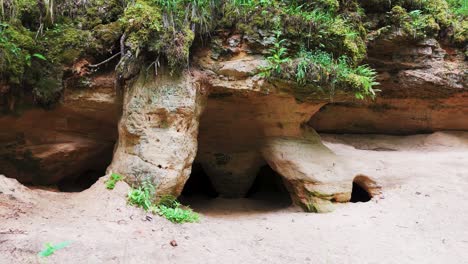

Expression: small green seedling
xmin=38 ymin=241 xmax=71 ymax=257
xmin=106 ymin=173 xmax=124 ymax=190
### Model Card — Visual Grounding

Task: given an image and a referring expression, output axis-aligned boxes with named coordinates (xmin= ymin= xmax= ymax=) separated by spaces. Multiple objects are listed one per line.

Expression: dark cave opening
xmin=56 ymin=147 xmax=115 ymax=192
xmin=180 ymin=163 xmax=292 ymax=210
xmin=180 ymin=163 xmax=219 ymax=199
xmin=245 ymin=165 xmax=292 ymax=206
xmin=350 ymin=181 xmax=372 ymax=203
xmin=57 ymin=169 xmax=104 ymax=192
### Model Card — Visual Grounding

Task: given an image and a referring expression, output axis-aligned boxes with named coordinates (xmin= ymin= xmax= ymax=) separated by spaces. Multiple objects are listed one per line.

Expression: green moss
xmin=1 ymin=0 xmax=465 ymax=106
xmin=92 ymin=22 xmax=123 ymax=54
xmin=1 ymin=0 xmax=126 ymax=107
xmin=119 ymin=0 xmax=197 ymax=71
xmin=361 ymin=0 xmax=467 ymax=46
xmin=120 ymin=0 xmax=163 ymax=51
xmin=388 ymin=6 xmax=440 ymax=40
xmin=0 ymin=0 xmax=40 ymax=24
xmin=223 ymin=2 xmax=368 ymax=65
xmin=40 ymin=25 xmax=93 ymax=64
xmin=309 ymin=190 xmax=334 ymax=199
xmin=81 ymin=0 xmax=125 ymax=29
xmin=303 ymin=197 xmax=334 ymax=213
xmin=453 ymin=19 xmax=468 ymax=44
xmin=0 ymin=23 xmax=35 ymax=84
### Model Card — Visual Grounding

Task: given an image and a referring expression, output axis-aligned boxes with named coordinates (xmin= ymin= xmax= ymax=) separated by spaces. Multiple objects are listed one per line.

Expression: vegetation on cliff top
xmin=0 ymin=0 xmax=466 ymax=106
xmin=361 ymin=0 xmax=467 ymax=44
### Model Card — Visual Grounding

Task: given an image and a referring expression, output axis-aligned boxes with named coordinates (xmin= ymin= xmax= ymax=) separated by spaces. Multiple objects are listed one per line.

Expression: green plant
xmin=127 ymin=180 xmax=156 ymax=210
xmin=153 ymin=203 xmax=200 ymax=223
xmin=157 ymin=194 xmax=180 ymax=208
xmin=127 ymin=184 xmax=200 ymax=223
xmin=105 ymin=173 xmax=124 ymax=190
xmin=259 ymin=31 xmax=290 ymax=77
xmin=153 ymin=195 xmax=200 ymax=223
xmin=38 ymin=241 xmax=71 ymax=257
xmin=260 ymin=47 xmax=379 ymax=99
xmin=447 ymin=0 xmax=468 ymax=16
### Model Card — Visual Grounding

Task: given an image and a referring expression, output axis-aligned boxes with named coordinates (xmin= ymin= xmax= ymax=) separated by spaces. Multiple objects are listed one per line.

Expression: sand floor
xmin=1 ymin=132 xmax=468 ymax=264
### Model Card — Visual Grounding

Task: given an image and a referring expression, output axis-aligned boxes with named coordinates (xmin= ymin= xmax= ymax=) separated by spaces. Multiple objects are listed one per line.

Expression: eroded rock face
xmin=262 ymin=129 xmax=355 ymax=213
xmin=107 ymin=71 xmax=205 ymax=196
xmin=310 ymin=37 xmax=468 ymax=134
xmin=0 ymin=73 xmax=119 ymax=184
xmin=195 ymin=53 xmax=325 ymax=198
xmin=105 ymin=52 xmax=371 ymax=210
xmin=2 ymin=32 xmax=464 ymax=215
xmin=198 ymin=151 xmax=264 ymax=198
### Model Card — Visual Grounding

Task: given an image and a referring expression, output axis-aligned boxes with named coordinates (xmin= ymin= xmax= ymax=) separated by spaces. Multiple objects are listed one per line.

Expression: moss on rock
xmin=0 ymin=0 xmax=466 ymax=107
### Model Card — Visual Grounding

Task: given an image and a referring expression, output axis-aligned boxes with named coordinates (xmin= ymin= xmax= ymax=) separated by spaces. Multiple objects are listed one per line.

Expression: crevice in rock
xmin=350 ymin=175 xmax=376 ymax=203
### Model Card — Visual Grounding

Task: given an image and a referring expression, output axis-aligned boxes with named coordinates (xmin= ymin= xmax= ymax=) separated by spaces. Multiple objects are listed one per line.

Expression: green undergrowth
xmin=127 ymin=181 xmax=200 ymax=223
xmin=259 ymin=33 xmax=379 ymax=99
xmin=0 ymin=0 xmax=466 ymax=106
xmin=360 ymin=0 xmax=467 ymax=44
xmin=0 ymin=0 xmax=125 ymax=107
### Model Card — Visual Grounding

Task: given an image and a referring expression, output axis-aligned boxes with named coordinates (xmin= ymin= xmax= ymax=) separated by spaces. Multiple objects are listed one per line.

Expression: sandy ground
xmin=1 ymin=132 xmax=468 ymax=264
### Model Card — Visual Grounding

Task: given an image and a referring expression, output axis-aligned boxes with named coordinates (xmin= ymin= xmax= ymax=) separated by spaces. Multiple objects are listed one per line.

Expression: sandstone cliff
xmin=0 ymin=0 xmax=466 ymax=212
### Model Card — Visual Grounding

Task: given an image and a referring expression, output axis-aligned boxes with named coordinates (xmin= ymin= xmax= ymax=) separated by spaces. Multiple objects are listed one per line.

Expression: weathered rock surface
xmin=198 ymin=150 xmax=264 ymax=198
xmin=0 ymin=73 xmax=119 ymax=184
xmin=216 ymin=55 xmax=267 ymax=79
xmin=262 ymin=130 xmax=355 ymax=212
xmin=195 ymin=52 xmax=326 ymax=198
xmin=310 ymin=38 xmax=468 ymax=134
xmin=107 ymin=71 xmax=205 ymax=196
xmin=1 ymin=33 xmax=466 ymax=214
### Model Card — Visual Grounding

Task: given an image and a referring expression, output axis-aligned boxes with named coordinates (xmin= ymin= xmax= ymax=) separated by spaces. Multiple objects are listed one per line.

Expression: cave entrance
xmin=180 ymin=163 xmax=219 ymax=199
xmin=57 ymin=169 xmax=105 ymax=192
xmin=245 ymin=165 xmax=292 ymax=206
xmin=180 ymin=163 xmax=292 ymax=211
xmin=55 ymin=146 xmax=115 ymax=192
xmin=350 ymin=177 xmax=372 ymax=203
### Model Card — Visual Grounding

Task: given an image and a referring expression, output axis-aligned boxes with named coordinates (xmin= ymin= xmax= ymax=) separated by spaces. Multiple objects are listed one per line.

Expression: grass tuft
xmin=105 ymin=173 xmax=124 ymax=190
xmin=127 ymin=182 xmax=200 ymax=223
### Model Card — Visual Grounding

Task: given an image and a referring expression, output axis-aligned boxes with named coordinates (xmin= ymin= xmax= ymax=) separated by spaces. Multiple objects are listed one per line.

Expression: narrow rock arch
xmin=350 ymin=175 xmax=381 ymax=203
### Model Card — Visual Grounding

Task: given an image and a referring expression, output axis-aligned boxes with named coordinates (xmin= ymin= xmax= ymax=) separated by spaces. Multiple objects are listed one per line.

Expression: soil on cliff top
xmin=1 ymin=132 xmax=468 ymax=264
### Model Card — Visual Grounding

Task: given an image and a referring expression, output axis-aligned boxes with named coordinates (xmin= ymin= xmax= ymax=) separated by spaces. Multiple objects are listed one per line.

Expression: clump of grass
xmin=153 ymin=195 xmax=200 ymax=224
xmin=105 ymin=173 xmax=124 ymax=190
xmin=127 ymin=182 xmax=200 ymax=223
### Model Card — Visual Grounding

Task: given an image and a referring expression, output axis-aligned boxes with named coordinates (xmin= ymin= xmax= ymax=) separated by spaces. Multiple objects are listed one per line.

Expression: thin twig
xmin=88 ymin=53 xmax=120 ymax=68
